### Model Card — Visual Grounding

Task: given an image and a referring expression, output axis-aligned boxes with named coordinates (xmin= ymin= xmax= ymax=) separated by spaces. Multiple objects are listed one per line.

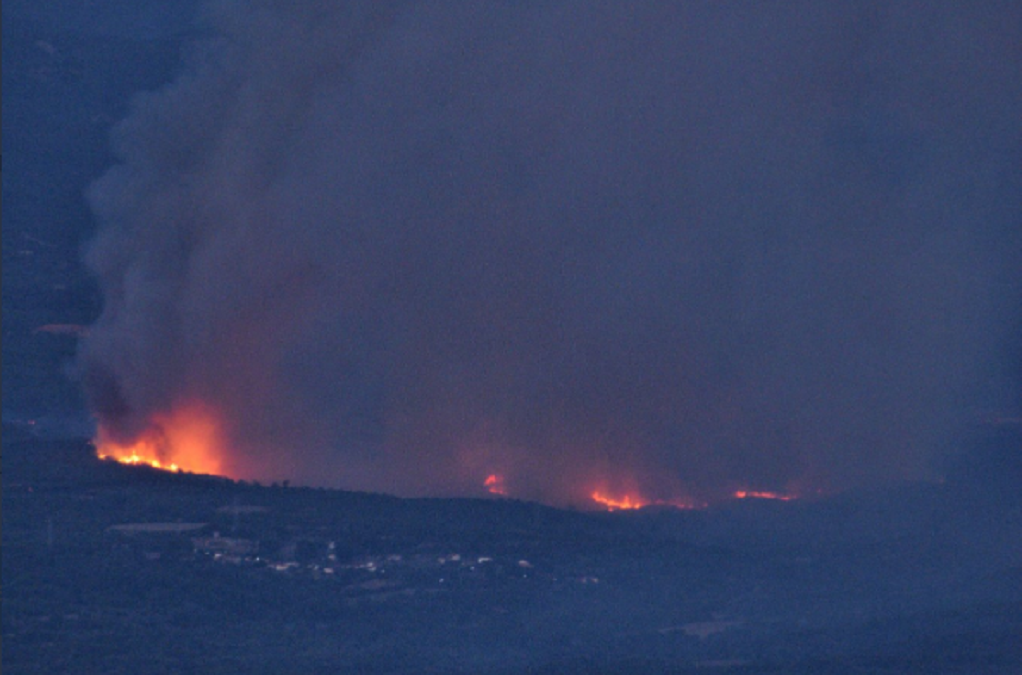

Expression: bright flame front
xmin=95 ymin=402 xmax=225 ymax=477
xmin=590 ymin=491 xmax=648 ymax=510
xmin=590 ymin=490 xmax=700 ymax=511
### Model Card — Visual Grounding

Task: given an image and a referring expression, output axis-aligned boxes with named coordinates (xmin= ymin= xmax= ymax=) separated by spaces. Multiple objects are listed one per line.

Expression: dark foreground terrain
xmin=4 ymin=426 xmax=1021 ymax=674
xmin=5 ymin=3 xmax=1022 ymax=672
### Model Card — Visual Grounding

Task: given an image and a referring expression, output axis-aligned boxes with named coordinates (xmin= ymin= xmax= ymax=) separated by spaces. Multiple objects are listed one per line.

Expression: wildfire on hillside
xmin=590 ymin=490 xmax=703 ymax=512
xmin=590 ymin=491 xmax=647 ymax=510
xmin=95 ymin=402 xmax=225 ymax=477
xmin=93 ymin=404 xmax=804 ymax=511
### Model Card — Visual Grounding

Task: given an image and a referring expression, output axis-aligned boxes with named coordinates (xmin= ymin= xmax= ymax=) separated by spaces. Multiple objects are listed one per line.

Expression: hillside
xmin=4 ymin=429 xmax=1020 ymax=674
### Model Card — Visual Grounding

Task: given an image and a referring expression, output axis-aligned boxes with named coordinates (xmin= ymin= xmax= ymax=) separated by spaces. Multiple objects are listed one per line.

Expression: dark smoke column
xmin=80 ymin=1 xmax=1021 ymax=505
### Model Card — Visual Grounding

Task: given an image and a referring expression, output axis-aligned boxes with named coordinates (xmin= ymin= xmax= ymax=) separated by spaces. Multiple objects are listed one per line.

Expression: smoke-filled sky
xmin=80 ymin=0 xmax=1021 ymax=505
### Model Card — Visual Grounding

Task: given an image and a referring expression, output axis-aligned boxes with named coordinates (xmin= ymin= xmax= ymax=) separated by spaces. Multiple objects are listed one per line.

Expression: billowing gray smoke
xmin=80 ymin=1 xmax=1021 ymax=505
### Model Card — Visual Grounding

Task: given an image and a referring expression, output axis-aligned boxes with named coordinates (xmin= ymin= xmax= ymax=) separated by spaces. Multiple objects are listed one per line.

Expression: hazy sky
xmin=80 ymin=1 xmax=1021 ymax=505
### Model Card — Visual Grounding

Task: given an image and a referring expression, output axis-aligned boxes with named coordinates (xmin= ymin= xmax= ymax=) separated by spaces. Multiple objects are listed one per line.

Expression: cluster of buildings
xmin=105 ymin=508 xmax=596 ymax=599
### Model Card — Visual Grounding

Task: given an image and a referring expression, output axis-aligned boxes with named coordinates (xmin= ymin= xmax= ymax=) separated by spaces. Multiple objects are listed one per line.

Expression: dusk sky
xmin=75 ymin=1 xmax=1021 ymax=506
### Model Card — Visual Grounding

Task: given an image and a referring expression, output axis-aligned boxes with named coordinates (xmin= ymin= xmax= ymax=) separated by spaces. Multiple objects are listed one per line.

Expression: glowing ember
xmin=733 ymin=490 xmax=795 ymax=501
xmin=484 ymin=474 xmax=507 ymax=496
xmin=95 ymin=402 xmax=226 ymax=476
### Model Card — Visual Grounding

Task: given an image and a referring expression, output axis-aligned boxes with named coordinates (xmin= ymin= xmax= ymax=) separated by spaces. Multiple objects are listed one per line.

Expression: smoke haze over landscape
xmin=79 ymin=1 xmax=1021 ymax=505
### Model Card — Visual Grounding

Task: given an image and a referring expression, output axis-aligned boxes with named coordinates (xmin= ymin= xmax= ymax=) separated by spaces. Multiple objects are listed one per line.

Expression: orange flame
xmin=95 ymin=402 xmax=226 ymax=477
xmin=590 ymin=491 xmax=648 ymax=510
xmin=590 ymin=489 xmax=703 ymax=511
xmin=484 ymin=474 xmax=507 ymax=496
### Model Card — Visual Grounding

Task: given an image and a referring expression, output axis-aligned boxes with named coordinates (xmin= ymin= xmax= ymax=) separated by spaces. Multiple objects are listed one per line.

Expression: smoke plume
xmin=80 ymin=1 xmax=1021 ymax=505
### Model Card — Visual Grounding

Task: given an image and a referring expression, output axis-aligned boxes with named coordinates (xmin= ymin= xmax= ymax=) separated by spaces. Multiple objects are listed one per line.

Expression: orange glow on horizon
xmin=95 ymin=409 xmax=808 ymax=507
xmin=484 ymin=474 xmax=507 ymax=496
xmin=590 ymin=490 xmax=700 ymax=511
xmin=591 ymin=491 xmax=648 ymax=510
xmin=95 ymin=402 xmax=226 ymax=477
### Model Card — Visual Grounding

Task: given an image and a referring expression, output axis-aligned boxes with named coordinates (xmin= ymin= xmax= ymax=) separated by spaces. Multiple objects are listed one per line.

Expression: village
xmin=106 ymin=512 xmax=591 ymax=602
